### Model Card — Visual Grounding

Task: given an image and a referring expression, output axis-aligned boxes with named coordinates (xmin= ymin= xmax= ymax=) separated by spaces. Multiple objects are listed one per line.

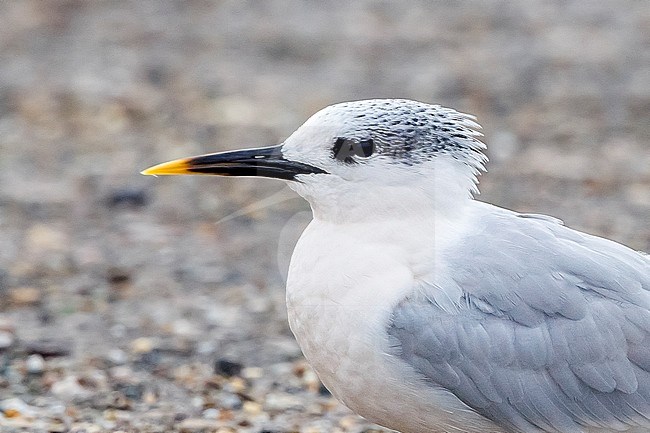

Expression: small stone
xmin=306 ymin=402 xmax=324 ymax=415
xmin=107 ymin=348 xmax=128 ymax=365
xmin=242 ymin=401 xmax=262 ymax=415
xmin=0 ymin=331 xmax=15 ymax=349
xmin=302 ymin=369 xmax=321 ymax=393
xmin=51 ymin=376 xmax=93 ymax=401
xmin=68 ymin=422 xmax=103 ymax=433
xmin=196 ymin=341 xmax=216 ymax=355
xmin=103 ymin=408 xmax=117 ymax=421
xmin=130 ymin=337 xmax=154 ymax=354
xmin=216 ymin=392 xmax=241 ymax=410
xmin=46 ymin=422 xmax=67 ymax=433
xmin=2 ymin=408 xmax=20 ymax=418
xmin=25 ymin=354 xmax=45 ymax=374
xmin=0 ymin=316 xmax=15 ymax=333
xmin=107 ymin=268 xmax=132 ymax=286
xmin=23 ymin=339 xmax=72 ymax=357
xmin=626 ymin=183 xmax=650 ymax=207
xmin=241 ymin=366 xmax=263 ymax=379
xmin=225 ymin=376 xmax=247 ymax=393
xmin=109 ymin=365 xmax=135 ymax=382
xmin=143 ymin=390 xmax=158 ymax=405
xmin=171 ymin=318 xmax=200 ymax=338
xmin=202 ymin=408 xmax=220 ymax=419
xmin=190 ymin=396 xmax=204 ymax=409
xmin=0 ymin=397 xmax=37 ymax=418
xmin=339 ymin=415 xmax=362 ymax=430
xmin=24 ymin=224 xmax=68 ymax=253
xmin=177 ymin=417 xmax=220 ymax=433
xmin=113 ymin=393 xmax=135 ymax=410
xmin=217 ymin=410 xmax=234 ymax=422
xmin=115 ymin=383 xmax=144 ymax=401
xmin=8 ymin=287 xmax=41 ymax=306
xmin=105 ymin=188 xmax=148 ymax=209
xmin=214 ymin=359 xmax=242 ymax=377
xmin=264 ymin=392 xmax=304 ymax=412
xmin=110 ymin=324 xmax=127 ymax=338
xmin=138 ymin=349 xmax=161 ymax=367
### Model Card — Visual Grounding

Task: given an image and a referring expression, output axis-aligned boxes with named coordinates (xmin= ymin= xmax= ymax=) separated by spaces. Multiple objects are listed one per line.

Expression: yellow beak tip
xmin=140 ymin=158 xmax=192 ymax=176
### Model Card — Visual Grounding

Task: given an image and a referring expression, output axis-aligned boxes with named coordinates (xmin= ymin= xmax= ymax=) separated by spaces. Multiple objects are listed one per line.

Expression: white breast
xmin=285 ymin=218 xmax=505 ymax=433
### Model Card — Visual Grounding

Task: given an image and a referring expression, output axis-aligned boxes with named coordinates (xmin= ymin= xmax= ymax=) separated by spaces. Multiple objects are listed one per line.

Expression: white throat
xmin=290 ymin=156 xmax=479 ymax=225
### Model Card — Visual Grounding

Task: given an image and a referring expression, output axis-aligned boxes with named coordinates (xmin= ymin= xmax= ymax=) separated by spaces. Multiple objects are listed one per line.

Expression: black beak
xmin=141 ymin=145 xmax=326 ymax=181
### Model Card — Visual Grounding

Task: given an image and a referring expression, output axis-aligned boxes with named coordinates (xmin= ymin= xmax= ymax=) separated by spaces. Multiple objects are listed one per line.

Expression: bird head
xmin=142 ymin=99 xmax=487 ymax=221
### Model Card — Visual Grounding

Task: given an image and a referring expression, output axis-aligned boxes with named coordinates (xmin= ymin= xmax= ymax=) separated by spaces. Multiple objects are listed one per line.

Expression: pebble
xmin=241 ymin=366 xmax=263 ymax=380
xmin=109 ymin=324 xmax=127 ymax=338
xmin=224 ymin=376 xmax=247 ymax=393
xmin=303 ymin=422 xmax=333 ymax=433
xmin=0 ymin=397 xmax=38 ymax=418
xmin=24 ymin=224 xmax=68 ymax=253
xmin=202 ymin=408 xmax=220 ymax=419
xmin=338 ymin=415 xmax=360 ymax=429
xmin=196 ymin=340 xmax=216 ymax=355
xmin=302 ymin=369 xmax=321 ymax=393
xmin=214 ymin=359 xmax=242 ymax=377
xmin=263 ymin=392 xmax=305 ymax=412
xmin=143 ymin=389 xmax=158 ymax=405
xmin=25 ymin=354 xmax=45 ymax=374
xmin=130 ymin=337 xmax=155 ymax=354
xmin=626 ymin=183 xmax=650 ymax=207
xmin=116 ymin=383 xmax=144 ymax=401
xmin=68 ymin=422 xmax=103 ymax=433
xmin=215 ymin=392 xmax=242 ymax=410
xmin=138 ymin=349 xmax=162 ymax=368
xmin=171 ymin=318 xmax=200 ymax=338
xmin=107 ymin=348 xmax=128 ymax=365
xmin=8 ymin=286 xmax=42 ymax=306
xmin=105 ymin=188 xmax=148 ymax=209
xmin=23 ymin=339 xmax=72 ymax=357
xmin=177 ymin=417 xmax=220 ymax=433
xmin=242 ymin=401 xmax=262 ymax=416
xmin=190 ymin=396 xmax=204 ymax=410
xmin=0 ymin=330 xmax=15 ymax=349
xmin=51 ymin=376 xmax=93 ymax=401
xmin=0 ymin=316 xmax=15 ymax=333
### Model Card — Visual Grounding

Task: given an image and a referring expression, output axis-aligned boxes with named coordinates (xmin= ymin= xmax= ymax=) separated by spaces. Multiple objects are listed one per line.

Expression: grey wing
xmin=388 ymin=211 xmax=650 ymax=433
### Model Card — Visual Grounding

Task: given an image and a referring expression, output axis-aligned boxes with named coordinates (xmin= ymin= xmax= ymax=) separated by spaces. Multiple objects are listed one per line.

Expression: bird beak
xmin=141 ymin=144 xmax=326 ymax=181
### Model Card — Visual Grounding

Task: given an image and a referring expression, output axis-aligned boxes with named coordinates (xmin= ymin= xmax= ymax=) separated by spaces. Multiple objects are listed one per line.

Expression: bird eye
xmin=357 ymin=139 xmax=374 ymax=158
xmin=332 ymin=137 xmax=375 ymax=163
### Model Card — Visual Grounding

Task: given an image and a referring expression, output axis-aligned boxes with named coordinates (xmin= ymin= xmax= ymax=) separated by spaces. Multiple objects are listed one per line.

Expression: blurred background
xmin=0 ymin=1 xmax=648 ymax=432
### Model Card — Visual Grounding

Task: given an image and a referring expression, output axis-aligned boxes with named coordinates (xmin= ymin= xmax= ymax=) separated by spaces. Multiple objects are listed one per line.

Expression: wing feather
xmin=387 ymin=210 xmax=650 ymax=432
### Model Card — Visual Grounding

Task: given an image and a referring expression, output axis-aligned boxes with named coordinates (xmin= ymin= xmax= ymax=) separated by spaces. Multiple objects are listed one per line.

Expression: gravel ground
xmin=0 ymin=1 xmax=649 ymax=432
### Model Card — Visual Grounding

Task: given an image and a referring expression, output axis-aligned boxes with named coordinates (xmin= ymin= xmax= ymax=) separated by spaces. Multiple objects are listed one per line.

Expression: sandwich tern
xmin=143 ymin=99 xmax=650 ymax=433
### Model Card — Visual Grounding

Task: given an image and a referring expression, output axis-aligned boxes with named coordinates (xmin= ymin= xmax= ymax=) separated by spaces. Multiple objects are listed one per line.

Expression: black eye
xmin=332 ymin=137 xmax=375 ymax=163
xmin=357 ymin=139 xmax=374 ymax=157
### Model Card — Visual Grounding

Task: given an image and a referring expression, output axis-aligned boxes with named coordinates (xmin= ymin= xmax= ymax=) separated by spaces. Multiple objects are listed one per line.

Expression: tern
xmin=143 ymin=99 xmax=650 ymax=433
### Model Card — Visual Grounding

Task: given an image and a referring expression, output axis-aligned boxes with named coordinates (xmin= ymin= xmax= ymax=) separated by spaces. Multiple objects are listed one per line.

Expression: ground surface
xmin=0 ymin=1 xmax=649 ymax=432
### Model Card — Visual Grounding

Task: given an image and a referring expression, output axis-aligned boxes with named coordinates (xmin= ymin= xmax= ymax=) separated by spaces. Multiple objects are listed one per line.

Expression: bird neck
xmin=293 ymin=159 xmax=479 ymax=225
xmin=297 ymin=181 xmax=474 ymax=226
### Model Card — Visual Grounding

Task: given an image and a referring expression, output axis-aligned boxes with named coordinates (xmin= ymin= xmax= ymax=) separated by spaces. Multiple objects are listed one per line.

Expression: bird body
xmin=286 ymin=203 xmax=506 ymax=433
xmin=143 ymin=99 xmax=650 ymax=433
